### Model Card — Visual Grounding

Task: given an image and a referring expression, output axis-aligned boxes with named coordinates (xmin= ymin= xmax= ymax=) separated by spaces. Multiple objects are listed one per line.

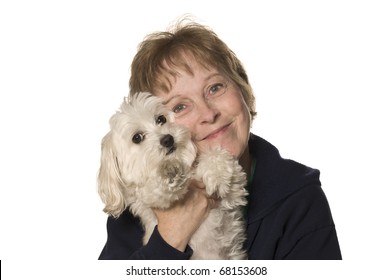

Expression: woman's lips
xmin=202 ymin=123 xmax=231 ymax=141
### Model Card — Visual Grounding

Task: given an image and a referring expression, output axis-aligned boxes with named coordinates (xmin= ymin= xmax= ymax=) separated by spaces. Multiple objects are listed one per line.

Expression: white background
xmin=1 ymin=0 xmax=391 ymax=279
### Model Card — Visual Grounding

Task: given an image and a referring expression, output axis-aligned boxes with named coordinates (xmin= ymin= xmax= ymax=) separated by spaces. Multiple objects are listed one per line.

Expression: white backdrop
xmin=1 ymin=0 xmax=391 ymax=279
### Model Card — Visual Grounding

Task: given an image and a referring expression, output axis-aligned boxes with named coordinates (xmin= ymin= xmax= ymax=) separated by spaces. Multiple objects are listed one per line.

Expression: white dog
xmin=98 ymin=92 xmax=248 ymax=259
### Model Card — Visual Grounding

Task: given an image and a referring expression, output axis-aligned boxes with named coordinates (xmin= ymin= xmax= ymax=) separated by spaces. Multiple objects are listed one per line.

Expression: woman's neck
xmin=239 ymin=145 xmax=253 ymax=180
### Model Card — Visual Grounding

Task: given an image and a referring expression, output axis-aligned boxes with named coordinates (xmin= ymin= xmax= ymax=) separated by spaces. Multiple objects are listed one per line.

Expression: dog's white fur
xmin=98 ymin=92 xmax=248 ymax=259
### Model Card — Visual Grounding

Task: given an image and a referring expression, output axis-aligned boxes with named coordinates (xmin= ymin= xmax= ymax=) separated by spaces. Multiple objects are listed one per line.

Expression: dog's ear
xmin=97 ymin=132 xmax=126 ymax=218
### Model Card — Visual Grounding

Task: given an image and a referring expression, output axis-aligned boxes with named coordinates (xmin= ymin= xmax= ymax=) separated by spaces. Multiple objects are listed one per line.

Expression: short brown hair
xmin=129 ymin=19 xmax=256 ymax=119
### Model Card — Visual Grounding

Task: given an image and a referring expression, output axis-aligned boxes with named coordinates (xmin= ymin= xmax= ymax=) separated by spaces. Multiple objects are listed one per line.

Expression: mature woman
xmin=99 ymin=19 xmax=342 ymax=260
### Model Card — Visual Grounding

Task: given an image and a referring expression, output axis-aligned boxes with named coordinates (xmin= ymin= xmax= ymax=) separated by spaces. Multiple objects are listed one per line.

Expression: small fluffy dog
xmin=98 ymin=92 xmax=248 ymax=259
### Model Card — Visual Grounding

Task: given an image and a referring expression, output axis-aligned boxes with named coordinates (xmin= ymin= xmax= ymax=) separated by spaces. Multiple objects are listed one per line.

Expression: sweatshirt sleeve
xmin=283 ymin=225 xmax=341 ymax=259
xmin=98 ymin=211 xmax=192 ymax=260
xmin=275 ymin=185 xmax=342 ymax=260
xmin=129 ymin=226 xmax=193 ymax=260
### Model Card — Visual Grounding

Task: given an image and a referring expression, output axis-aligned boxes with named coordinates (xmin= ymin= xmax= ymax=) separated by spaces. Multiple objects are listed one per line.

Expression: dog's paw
xmin=159 ymin=159 xmax=190 ymax=191
xmin=140 ymin=160 xmax=191 ymax=209
xmin=196 ymin=148 xmax=247 ymax=199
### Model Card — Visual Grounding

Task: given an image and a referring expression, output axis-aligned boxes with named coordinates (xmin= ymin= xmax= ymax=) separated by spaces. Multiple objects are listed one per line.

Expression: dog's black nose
xmin=160 ymin=134 xmax=174 ymax=148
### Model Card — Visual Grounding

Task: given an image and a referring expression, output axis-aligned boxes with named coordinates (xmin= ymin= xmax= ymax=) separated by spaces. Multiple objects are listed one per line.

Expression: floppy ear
xmin=97 ymin=132 xmax=126 ymax=218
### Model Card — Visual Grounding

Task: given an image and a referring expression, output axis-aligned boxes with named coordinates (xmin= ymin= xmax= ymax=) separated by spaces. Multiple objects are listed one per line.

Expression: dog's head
xmin=98 ymin=92 xmax=196 ymax=217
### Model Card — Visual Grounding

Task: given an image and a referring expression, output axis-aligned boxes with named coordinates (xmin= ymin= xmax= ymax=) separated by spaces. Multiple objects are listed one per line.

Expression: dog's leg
xmin=194 ymin=148 xmax=248 ymax=259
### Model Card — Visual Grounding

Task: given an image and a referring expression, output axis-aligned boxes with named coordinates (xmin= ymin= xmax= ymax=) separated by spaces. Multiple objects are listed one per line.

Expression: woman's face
xmin=155 ymin=55 xmax=251 ymax=160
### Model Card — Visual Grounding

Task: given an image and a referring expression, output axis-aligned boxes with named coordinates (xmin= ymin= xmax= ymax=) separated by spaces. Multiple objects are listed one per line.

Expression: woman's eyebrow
xmin=204 ymin=73 xmax=223 ymax=82
xmin=162 ymin=95 xmax=180 ymax=105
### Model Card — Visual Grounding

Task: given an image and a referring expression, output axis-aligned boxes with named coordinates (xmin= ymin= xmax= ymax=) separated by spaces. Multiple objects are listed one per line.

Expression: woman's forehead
xmin=156 ymin=54 xmax=218 ymax=92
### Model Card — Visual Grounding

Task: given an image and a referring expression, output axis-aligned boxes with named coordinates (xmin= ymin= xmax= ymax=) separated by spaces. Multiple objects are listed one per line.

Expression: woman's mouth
xmin=202 ymin=123 xmax=231 ymax=141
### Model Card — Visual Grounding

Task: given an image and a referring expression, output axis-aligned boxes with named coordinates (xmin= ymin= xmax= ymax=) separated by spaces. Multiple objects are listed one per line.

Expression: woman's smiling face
xmin=155 ymin=54 xmax=251 ymax=160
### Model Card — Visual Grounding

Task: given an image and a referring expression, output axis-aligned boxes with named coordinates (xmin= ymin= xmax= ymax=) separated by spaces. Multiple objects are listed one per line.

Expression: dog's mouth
xmin=166 ymin=145 xmax=177 ymax=155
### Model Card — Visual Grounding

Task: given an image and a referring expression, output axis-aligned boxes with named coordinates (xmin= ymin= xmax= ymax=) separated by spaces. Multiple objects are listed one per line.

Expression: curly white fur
xmin=98 ymin=92 xmax=248 ymax=259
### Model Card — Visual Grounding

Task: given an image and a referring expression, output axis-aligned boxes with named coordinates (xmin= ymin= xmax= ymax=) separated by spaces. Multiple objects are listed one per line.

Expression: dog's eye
xmin=156 ymin=115 xmax=167 ymax=126
xmin=132 ymin=133 xmax=144 ymax=144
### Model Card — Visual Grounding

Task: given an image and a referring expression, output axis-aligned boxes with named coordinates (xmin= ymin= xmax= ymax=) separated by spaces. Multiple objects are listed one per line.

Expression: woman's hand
xmin=153 ymin=180 xmax=219 ymax=252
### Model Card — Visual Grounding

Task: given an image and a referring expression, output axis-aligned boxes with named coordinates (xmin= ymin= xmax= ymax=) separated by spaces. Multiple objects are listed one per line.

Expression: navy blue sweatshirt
xmin=98 ymin=134 xmax=342 ymax=260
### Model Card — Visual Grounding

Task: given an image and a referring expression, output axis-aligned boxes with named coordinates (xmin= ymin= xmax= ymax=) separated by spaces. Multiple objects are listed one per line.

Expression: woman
xmin=99 ymin=19 xmax=342 ymax=260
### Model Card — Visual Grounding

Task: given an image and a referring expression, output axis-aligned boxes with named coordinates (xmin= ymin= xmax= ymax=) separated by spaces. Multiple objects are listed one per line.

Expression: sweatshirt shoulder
xmin=249 ymin=134 xmax=320 ymax=182
xmin=247 ymin=134 xmax=322 ymax=221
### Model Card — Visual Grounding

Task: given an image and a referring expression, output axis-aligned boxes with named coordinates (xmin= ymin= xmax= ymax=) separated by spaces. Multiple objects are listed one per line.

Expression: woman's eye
xmin=156 ymin=115 xmax=166 ymax=125
xmin=173 ymin=104 xmax=187 ymax=113
xmin=208 ymin=83 xmax=226 ymax=96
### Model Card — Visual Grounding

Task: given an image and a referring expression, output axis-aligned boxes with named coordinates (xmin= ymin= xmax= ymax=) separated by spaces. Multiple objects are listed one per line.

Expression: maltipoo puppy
xmin=98 ymin=92 xmax=248 ymax=259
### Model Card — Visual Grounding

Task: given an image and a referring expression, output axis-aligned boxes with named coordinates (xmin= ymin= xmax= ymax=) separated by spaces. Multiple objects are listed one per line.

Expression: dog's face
xmin=98 ymin=92 xmax=197 ymax=216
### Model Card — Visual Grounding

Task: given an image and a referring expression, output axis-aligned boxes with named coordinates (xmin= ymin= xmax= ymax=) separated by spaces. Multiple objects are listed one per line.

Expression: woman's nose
xmin=197 ymin=100 xmax=220 ymax=124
